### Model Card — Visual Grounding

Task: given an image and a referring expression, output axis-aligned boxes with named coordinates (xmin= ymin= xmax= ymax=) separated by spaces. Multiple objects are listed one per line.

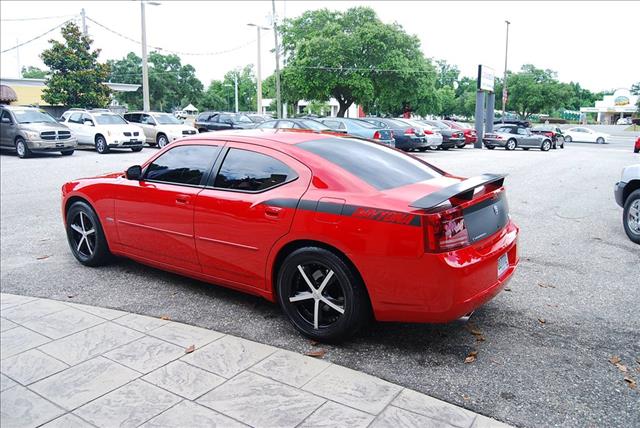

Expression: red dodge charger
xmin=62 ymin=130 xmax=519 ymax=341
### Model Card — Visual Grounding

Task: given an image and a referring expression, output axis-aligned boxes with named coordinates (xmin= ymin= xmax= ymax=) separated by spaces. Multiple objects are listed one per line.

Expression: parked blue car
xmin=317 ymin=117 xmax=395 ymax=147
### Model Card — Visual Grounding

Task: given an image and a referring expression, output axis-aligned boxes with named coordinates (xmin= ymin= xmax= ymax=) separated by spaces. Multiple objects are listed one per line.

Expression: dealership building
xmin=580 ymin=88 xmax=638 ymax=124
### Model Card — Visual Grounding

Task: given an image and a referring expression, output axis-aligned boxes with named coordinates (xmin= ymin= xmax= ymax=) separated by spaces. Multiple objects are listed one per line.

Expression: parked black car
xmin=194 ymin=112 xmax=255 ymax=132
xmin=531 ymin=125 xmax=565 ymax=149
xmin=359 ymin=117 xmax=428 ymax=151
xmin=417 ymin=119 xmax=466 ymax=149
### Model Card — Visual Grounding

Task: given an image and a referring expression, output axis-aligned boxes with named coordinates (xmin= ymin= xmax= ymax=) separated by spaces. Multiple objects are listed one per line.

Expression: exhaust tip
xmin=458 ymin=311 xmax=475 ymax=323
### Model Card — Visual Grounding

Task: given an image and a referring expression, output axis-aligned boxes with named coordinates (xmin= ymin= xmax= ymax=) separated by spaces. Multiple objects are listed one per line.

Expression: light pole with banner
xmin=502 ymin=20 xmax=510 ymax=123
xmin=474 ymin=65 xmax=495 ymax=149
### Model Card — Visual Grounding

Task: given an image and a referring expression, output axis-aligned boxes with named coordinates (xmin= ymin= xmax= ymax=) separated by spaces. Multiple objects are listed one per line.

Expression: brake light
xmin=404 ymin=128 xmax=416 ymax=135
xmin=545 ymin=132 xmax=553 ymax=137
xmin=373 ymin=131 xmax=381 ymax=140
xmin=423 ymin=129 xmax=433 ymax=135
xmin=423 ymin=206 xmax=470 ymax=252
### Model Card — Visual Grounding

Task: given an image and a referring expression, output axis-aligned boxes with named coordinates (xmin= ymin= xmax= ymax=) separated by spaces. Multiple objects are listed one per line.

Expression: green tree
xmin=434 ymin=59 xmax=460 ymax=89
xmin=21 ymin=66 xmax=47 ymax=79
xmin=197 ymin=65 xmax=257 ymax=112
xmin=504 ymin=64 xmax=566 ymax=118
xmin=107 ymin=51 xmax=203 ymax=111
xmin=280 ymin=7 xmax=437 ymax=117
xmin=40 ymin=22 xmax=111 ymax=108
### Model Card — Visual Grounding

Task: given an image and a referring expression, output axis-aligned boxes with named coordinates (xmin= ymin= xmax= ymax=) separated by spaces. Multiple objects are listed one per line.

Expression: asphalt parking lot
xmin=1 ymin=138 xmax=639 ymax=427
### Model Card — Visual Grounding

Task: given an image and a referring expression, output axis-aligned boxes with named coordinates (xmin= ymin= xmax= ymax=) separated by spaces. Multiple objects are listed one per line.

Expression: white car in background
xmin=61 ymin=109 xmax=145 ymax=154
xmin=401 ymin=119 xmax=443 ymax=149
xmin=123 ymin=111 xmax=197 ymax=148
xmin=563 ymin=127 xmax=610 ymax=144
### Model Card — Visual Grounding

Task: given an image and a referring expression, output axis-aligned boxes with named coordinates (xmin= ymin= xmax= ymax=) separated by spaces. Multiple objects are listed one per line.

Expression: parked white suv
xmin=60 ymin=109 xmax=145 ymax=154
xmin=123 ymin=111 xmax=197 ymax=148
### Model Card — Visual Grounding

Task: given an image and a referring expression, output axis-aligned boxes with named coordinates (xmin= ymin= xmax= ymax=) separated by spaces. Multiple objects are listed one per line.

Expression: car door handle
xmin=175 ymin=194 xmax=191 ymax=205
xmin=264 ymin=206 xmax=282 ymax=218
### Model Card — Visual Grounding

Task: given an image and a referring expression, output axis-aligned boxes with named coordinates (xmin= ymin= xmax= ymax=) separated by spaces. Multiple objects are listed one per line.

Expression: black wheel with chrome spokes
xmin=65 ymin=201 xmax=113 ymax=266
xmin=277 ymin=247 xmax=370 ymax=342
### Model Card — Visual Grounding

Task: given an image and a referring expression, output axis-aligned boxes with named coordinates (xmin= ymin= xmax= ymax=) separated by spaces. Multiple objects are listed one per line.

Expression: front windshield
xmin=94 ymin=114 xmax=128 ymax=125
xmin=154 ymin=113 xmax=182 ymax=125
xmin=13 ymin=110 xmax=57 ymax=124
xmin=299 ymin=119 xmax=331 ymax=131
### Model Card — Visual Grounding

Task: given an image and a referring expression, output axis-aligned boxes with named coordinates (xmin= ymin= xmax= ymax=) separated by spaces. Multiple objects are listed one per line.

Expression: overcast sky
xmin=1 ymin=1 xmax=637 ymax=93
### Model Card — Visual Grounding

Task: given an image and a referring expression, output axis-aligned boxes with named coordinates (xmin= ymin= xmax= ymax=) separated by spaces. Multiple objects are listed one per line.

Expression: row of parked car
xmin=481 ymin=120 xmax=613 ymax=151
xmin=193 ymin=111 xmax=478 ymax=152
xmin=1 ymin=104 xmax=627 ymax=158
xmin=0 ymin=105 xmax=199 ymax=158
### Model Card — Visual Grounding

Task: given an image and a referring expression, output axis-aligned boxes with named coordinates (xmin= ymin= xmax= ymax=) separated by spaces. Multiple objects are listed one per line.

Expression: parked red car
xmin=443 ymin=120 xmax=477 ymax=144
xmin=635 ymin=136 xmax=640 ymax=153
xmin=61 ymin=130 xmax=519 ymax=341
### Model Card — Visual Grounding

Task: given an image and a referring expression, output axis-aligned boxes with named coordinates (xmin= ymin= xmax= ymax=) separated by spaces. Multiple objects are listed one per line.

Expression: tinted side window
xmin=145 ymin=145 xmax=220 ymax=186
xmin=214 ymin=148 xmax=297 ymax=192
xmin=1 ymin=110 xmax=12 ymax=123
xmin=257 ymin=121 xmax=277 ymax=129
xmin=298 ymin=138 xmax=440 ymax=190
xmin=69 ymin=112 xmax=83 ymax=123
xmin=125 ymin=113 xmax=141 ymax=123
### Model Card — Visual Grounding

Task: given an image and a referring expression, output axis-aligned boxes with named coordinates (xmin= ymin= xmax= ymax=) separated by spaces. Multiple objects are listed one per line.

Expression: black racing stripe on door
xmin=261 ymin=199 xmax=421 ymax=227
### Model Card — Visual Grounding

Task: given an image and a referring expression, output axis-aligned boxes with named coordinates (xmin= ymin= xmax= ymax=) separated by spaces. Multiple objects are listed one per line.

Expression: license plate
xmin=497 ymin=253 xmax=509 ymax=278
xmin=130 ymin=139 xmax=139 ymax=143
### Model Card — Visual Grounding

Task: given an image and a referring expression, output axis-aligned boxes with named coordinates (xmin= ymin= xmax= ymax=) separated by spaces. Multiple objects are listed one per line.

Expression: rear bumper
xmin=614 ymin=181 xmax=627 ymax=207
xmin=371 ymin=220 xmax=519 ymax=323
xmin=483 ymin=139 xmax=506 ymax=147
xmin=396 ymin=136 xmax=428 ymax=150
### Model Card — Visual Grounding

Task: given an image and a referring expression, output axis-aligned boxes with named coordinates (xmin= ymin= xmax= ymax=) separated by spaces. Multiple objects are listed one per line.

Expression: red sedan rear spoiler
xmin=409 ymin=174 xmax=505 ymax=210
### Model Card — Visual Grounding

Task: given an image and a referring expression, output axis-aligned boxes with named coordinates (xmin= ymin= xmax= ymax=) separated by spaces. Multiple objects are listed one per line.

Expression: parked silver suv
xmin=0 ymin=106 xmax=77 ymax=158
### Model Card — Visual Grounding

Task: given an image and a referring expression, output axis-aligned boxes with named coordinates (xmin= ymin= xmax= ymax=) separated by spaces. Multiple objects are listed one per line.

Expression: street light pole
xmin=141 ymin=1 xmax=150 ymax=112
xmin=140 ymin=1 xmax=160 ymax=112
xmin=234 ymin=73 xmax=239 ymax=113
xmin=272 ymin=0 xmax=282 ymax=119
xmin=248 ymin=24 xmax=270 ymax=115
xmin=501 ymin=20 xmax=510 ymax=123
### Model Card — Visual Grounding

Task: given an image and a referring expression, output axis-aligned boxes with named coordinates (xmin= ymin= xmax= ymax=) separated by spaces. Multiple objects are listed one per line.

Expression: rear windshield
xmin=297 ymin=138 xmax=440 ymax=190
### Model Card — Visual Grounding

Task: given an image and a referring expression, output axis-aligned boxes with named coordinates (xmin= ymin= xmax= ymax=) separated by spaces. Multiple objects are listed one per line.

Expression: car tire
xmin=541 ymin=140 xmax=552 ymax=151
xmin=95 ymin=135 xmax=109 ymax=154
xmin=486 ymin=145 xmax=495 ymax=150
xmin=417 ymin=147 xmax=428 ymax=152
xmin=65 ymin=201 xmax=113 ymax=266
xmin=596 ymin=137 xmax=605 ymax=144
xmin=634 ymin=147 xmax=639 ymax=154
xmin=429 ymin=145 xmax=439 ymax=150
xmin=131 ymin=147 xmax=143 ymax=152
xmin=565 ymin=135 xmax=572 ymax=143
xmin=276 ymin=247 xmax=370 ymax=342
xmin=506 ymin=139 xmax=517 ymax=151
xmin=156 ymin=133 xmax=169 ymax=148
xmin=456 ymin=143 xmax=466 ymax=149
xmin=15 ymin=137 xmax=31 ymax=159
xmin=60 ymin=150 xmax=74 ymax=156
xmin=622 ymin=189 xmax=640 ymax=244
xmin=522 ymin=148 xmax=530 ymax=151
xmin=552 ymin=142 xmax=557 ymax=149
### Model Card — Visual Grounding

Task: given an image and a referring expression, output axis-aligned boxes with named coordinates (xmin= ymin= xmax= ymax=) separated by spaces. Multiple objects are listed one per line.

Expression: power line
xmin=0 ymin=18 xmax=75 ymax=54
xmin=299 ymin=65 xmax=435 ymax=74
xmin=85 ymin=15 xmax=255 ymax=57
xmin=1 ymin=14 xmax=76 ymax=22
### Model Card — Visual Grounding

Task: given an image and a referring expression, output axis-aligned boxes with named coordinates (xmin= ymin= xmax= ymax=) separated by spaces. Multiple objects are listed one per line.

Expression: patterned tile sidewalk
xmin=0 ymin=293 xmax=511 ymax=428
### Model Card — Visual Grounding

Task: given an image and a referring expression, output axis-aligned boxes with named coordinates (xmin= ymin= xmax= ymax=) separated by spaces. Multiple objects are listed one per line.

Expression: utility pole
xmin=248 ymin=24 xmax=269 ymax=114
xmin=502 ymin=20 xmax=510 ymax=123
xmin=272 ymin=0 xmax=282 ymax=118
xmin=81 ymin=8 xmax=88 ymax=36
xmin=234 ymin=72 xmax=239 ymax=113
xmin=141 ymin=1 xmax=150 ymax=112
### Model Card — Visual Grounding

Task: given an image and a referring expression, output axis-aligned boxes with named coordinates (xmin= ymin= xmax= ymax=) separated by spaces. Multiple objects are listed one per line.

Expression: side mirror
xmin=125 ymin=165 xmax=142 ymax=180
xmin=84 ymin=120 xmax=94 ymax=127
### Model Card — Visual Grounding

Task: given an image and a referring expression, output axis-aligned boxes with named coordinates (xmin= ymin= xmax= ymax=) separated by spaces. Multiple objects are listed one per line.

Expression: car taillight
xmin=404 ymin=128 xmax=416 ymax=135
xmin=373 ymin=131 xmax=381 ymax=140
xmin=423 ymin=129 xmax=433 ymax=135
xmin=545 ymin=132 xmax=553 ymax=137
xmin=423 ymin=207 xmax=470 ymax=252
